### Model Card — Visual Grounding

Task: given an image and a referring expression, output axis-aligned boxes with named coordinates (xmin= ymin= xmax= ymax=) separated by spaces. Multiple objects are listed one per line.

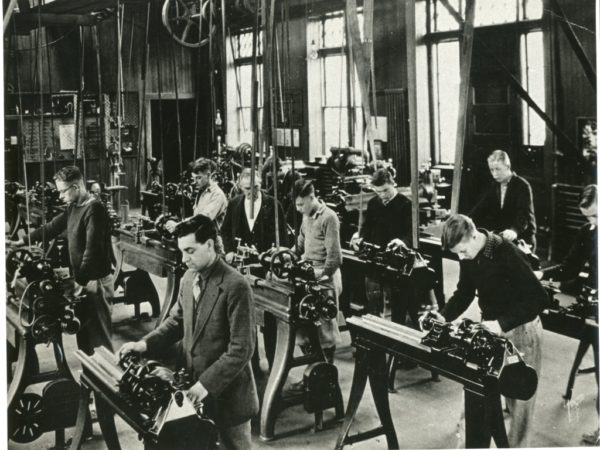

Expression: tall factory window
xmin=226 ymin=29 xmax=263 ymax=145
xmin=423 ymin=0 xmax=545 ymax=163
xmin=307 ymin=11 xmax=363 ymax=160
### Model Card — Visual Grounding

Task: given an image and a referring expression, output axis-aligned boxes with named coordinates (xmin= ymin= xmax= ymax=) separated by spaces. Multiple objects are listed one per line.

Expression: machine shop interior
xmin=3 ymin=0 xmax=598 ymax=449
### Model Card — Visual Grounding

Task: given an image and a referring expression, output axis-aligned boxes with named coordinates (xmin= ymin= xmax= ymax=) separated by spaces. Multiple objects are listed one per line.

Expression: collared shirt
xmin=244 ymin=193 xmax=262 ymax=232
xmin=192 ymin=255 xmax=220 ymax=307
xmin=194 ymin=181 xmax=228 ymax=228
xmin=441 ymin=230 xmax=548 ymax=332
xmin=296 ymin=200 xmax=342 ymax=278
xmin=499 ymin=173 xmax=512 ymax=208
xmin=381 ymin=191 xmax=397 ymax=207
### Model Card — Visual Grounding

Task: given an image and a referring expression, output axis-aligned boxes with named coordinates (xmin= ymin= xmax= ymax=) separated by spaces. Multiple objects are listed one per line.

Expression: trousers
xmin=74 ymin=274 xmax=114 ymax=354
xmin=503 ymin=316 xmax=543 ymax=448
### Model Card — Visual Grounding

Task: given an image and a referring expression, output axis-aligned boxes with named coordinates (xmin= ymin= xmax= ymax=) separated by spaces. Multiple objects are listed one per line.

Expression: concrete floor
xmin=9 ymin=260 xmax=599 ymax=449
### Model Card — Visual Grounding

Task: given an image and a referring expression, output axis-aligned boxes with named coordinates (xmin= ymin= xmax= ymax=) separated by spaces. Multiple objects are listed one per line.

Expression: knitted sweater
xmin=26 ymin=198 xmax=112 ymax=285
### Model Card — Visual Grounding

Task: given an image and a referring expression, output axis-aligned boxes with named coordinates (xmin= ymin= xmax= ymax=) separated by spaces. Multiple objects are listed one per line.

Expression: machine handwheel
xmin=270 ymin=250 xmax=297 ymax=279
xmin=8 ymin=393 xmax=44 ymax=443
xmin=162 ymin=0 xmax=216 ymax=48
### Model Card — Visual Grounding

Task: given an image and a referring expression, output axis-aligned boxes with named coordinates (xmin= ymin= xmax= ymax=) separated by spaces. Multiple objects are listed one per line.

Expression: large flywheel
xmin=162 ymin=0 xmax=216 ymax=48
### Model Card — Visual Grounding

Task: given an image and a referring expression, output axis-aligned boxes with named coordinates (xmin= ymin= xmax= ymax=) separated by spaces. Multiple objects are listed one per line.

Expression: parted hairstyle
xmin=175 ymin=214 xmax=218 ymax=245
xmin=294 ymin=178 xmax=314 ymax=198
xmin=487 ymin=149 xmax=511 ymax=168
xmin=441 ymin=214 xmax=477 ymax=251
xmin=371 ymin=168 xmax=394 ymax=187
xmin=579 ymin=184 xmax=597 ymax=209
xmin=192 ymin=158 xmax=217 ymax=174
xmin=54 ymin=166 xmax=84 ymax=183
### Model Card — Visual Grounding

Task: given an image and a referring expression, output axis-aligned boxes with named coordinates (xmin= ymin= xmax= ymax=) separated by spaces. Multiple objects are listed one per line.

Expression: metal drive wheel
xmin=8 ymin=393 xmax=44 ymax=443
xmin=162 ymin=0 xmax=216 ymax=48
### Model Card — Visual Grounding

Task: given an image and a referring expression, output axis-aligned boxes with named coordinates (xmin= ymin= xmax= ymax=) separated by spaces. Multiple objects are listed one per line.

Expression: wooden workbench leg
xmin=69 ymin=383 xmax=92 ymax=450
xmin=487 ymin=393 xmax=509 ymax=448
xmin=564 ymin=339 xmax=591 ymax=401
xmin=464 ymin=389 xmax=492 ymax=448
xmin=369 ymin=349 xmax=399 ymax=449
xmin=260 ymin=321 xmax=294 ymax=441
xmin=157 ymin=271 xmax=181 ymax=324
xmin=335 ymin=346 xmax=370 ymax=450
xmin=95 ymin=395 xmax=122 ymax=450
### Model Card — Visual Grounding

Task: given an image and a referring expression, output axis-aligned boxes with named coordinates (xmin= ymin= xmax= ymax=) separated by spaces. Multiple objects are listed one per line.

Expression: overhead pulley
xmin=162 ymin=0 xmax=216 ymax=48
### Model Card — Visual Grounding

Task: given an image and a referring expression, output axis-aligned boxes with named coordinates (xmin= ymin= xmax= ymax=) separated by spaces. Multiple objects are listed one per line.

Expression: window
xmin=520 ymin=31 xmax=545 ymax=146
xmin=226 ymin=29 xmax=263 ymax=145
xmin=307 ymin=11 xmax=363 ymax=160
xmin=421 ymin=0 xmax=545 ymax=163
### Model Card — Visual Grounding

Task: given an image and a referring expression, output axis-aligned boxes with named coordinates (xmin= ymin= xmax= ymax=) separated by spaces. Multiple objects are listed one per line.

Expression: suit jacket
xmin=143 ymin=258 xmax=259 ymax=427
xmin=469 ymin=173 xmax=537 ymax=246
xmin=221 ymin=192 xmax=288 ymax=253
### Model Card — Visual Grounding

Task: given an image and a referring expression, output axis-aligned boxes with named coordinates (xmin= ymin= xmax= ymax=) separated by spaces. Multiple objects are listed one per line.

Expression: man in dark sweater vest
xmin=221 ymin=168 xmax=288 ymax=261
xmin=11 ymin=166 xmax=114 ymax=355
xmin=423 ymin=214 xmax=547 ymax=447
xmin=351 ymin=169 xmax=418 ymax=321
xmin=469 ymin=150 xmax=537 ymax=250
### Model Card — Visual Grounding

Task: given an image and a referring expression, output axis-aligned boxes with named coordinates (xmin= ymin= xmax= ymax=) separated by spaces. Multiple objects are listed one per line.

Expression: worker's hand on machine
xmin=165 ymin=220 xmax=178 ymax=233
xmin=225 ymin=252 xmax=235 ymax=264
xmin=116 ymin=340 xmax=147 ymax=363
xmin=7 ymin=239 xmax=24 ymax=247
xmin=499 ymin=229 xmax=518 ymax=242
xmin=187 ymin=381 xmax=208 ymax=407
xmin=387 ymin=238 xmax=409 ymax=252
xmin=151 ymin=366 xmax=174 ymax=383
xmin=418 ymin=308 xmax=445 ymax=331
xmin=481 ymin=320 xmax=503 ymax=335
xmin=350 ymin=233 xmax=361 ymax=251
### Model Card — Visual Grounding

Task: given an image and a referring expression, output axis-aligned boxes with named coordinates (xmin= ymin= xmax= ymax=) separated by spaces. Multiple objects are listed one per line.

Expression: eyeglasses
xmin=57 ymin=184 xmax=77 ymax=194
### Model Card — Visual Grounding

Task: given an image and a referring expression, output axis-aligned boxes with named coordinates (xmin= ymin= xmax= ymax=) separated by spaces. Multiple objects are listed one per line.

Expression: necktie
xmin=193 ymin=275 xmax=203 ymax=316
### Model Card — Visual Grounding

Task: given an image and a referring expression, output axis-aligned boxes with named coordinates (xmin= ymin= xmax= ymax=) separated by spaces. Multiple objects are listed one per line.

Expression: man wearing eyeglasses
xmin=165 ymin=158 xmax=228 ymax=232
xmin=351 ymin=169 xmax=416 ymax=319
xmin=9 ymin=165 xmax=114 ymax=355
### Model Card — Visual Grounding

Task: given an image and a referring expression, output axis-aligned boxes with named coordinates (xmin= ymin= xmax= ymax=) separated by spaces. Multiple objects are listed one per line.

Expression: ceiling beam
xmin=15 ymin=12 xmax=101 ymax=27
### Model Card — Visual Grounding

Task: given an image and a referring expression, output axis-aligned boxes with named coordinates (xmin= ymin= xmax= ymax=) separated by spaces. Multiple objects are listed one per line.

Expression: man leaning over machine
xmin=165 ymin=158 xmax=228 ymax=232
xmin=422 ymin=214 xmax=548 ymax=447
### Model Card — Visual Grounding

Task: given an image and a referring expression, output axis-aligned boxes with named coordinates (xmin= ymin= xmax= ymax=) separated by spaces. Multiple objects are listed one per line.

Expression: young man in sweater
xmin=10 ymin=166 xmax=114 ymax=355
xmin=424 ymin=214 xmax=547 ymax=447
xmin=293 ymin=179 xmax=343 ymax=363
xmin=351 ymin=169 xmax=415 ymax=318
xmin=469 ymin=150 xmax=537 ymax=250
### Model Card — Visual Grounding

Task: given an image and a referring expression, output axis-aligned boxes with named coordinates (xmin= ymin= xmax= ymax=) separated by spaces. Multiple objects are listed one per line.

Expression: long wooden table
xmin=336 ymin=315 xmax=513 ymax=449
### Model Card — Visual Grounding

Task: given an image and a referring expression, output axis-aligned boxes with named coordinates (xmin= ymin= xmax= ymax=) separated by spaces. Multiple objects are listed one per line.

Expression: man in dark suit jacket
xmin=470 ymin=150 xmax=537 ymax=250
xmin=119 ymin=215 xmax=259 ymax=450
xmin=222 ymin=168 xmax=288 ymax=261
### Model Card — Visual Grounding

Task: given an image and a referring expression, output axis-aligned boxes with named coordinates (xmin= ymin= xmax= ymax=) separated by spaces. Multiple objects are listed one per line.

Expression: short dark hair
xmin=579 ymin=184 xmax=597 ymax=209
xmin=192 ymin=158 xmax=217 ymax=174
xmin=54 ymin=166 xmax=83 ymax=183
xmin=371 ymin=168 xmax=394 ymax=187
xmin=441 ymin=214 xmax=476 ymax=250
xmin=174 ymin=214 xmax=218 ymax=245
xmin=294 ymin=179 xmax=314 ymax=198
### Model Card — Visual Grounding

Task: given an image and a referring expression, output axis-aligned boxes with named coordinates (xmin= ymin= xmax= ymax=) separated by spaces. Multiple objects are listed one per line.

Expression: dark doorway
xmin=150 ymin=99 xmax=197 ymax=183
